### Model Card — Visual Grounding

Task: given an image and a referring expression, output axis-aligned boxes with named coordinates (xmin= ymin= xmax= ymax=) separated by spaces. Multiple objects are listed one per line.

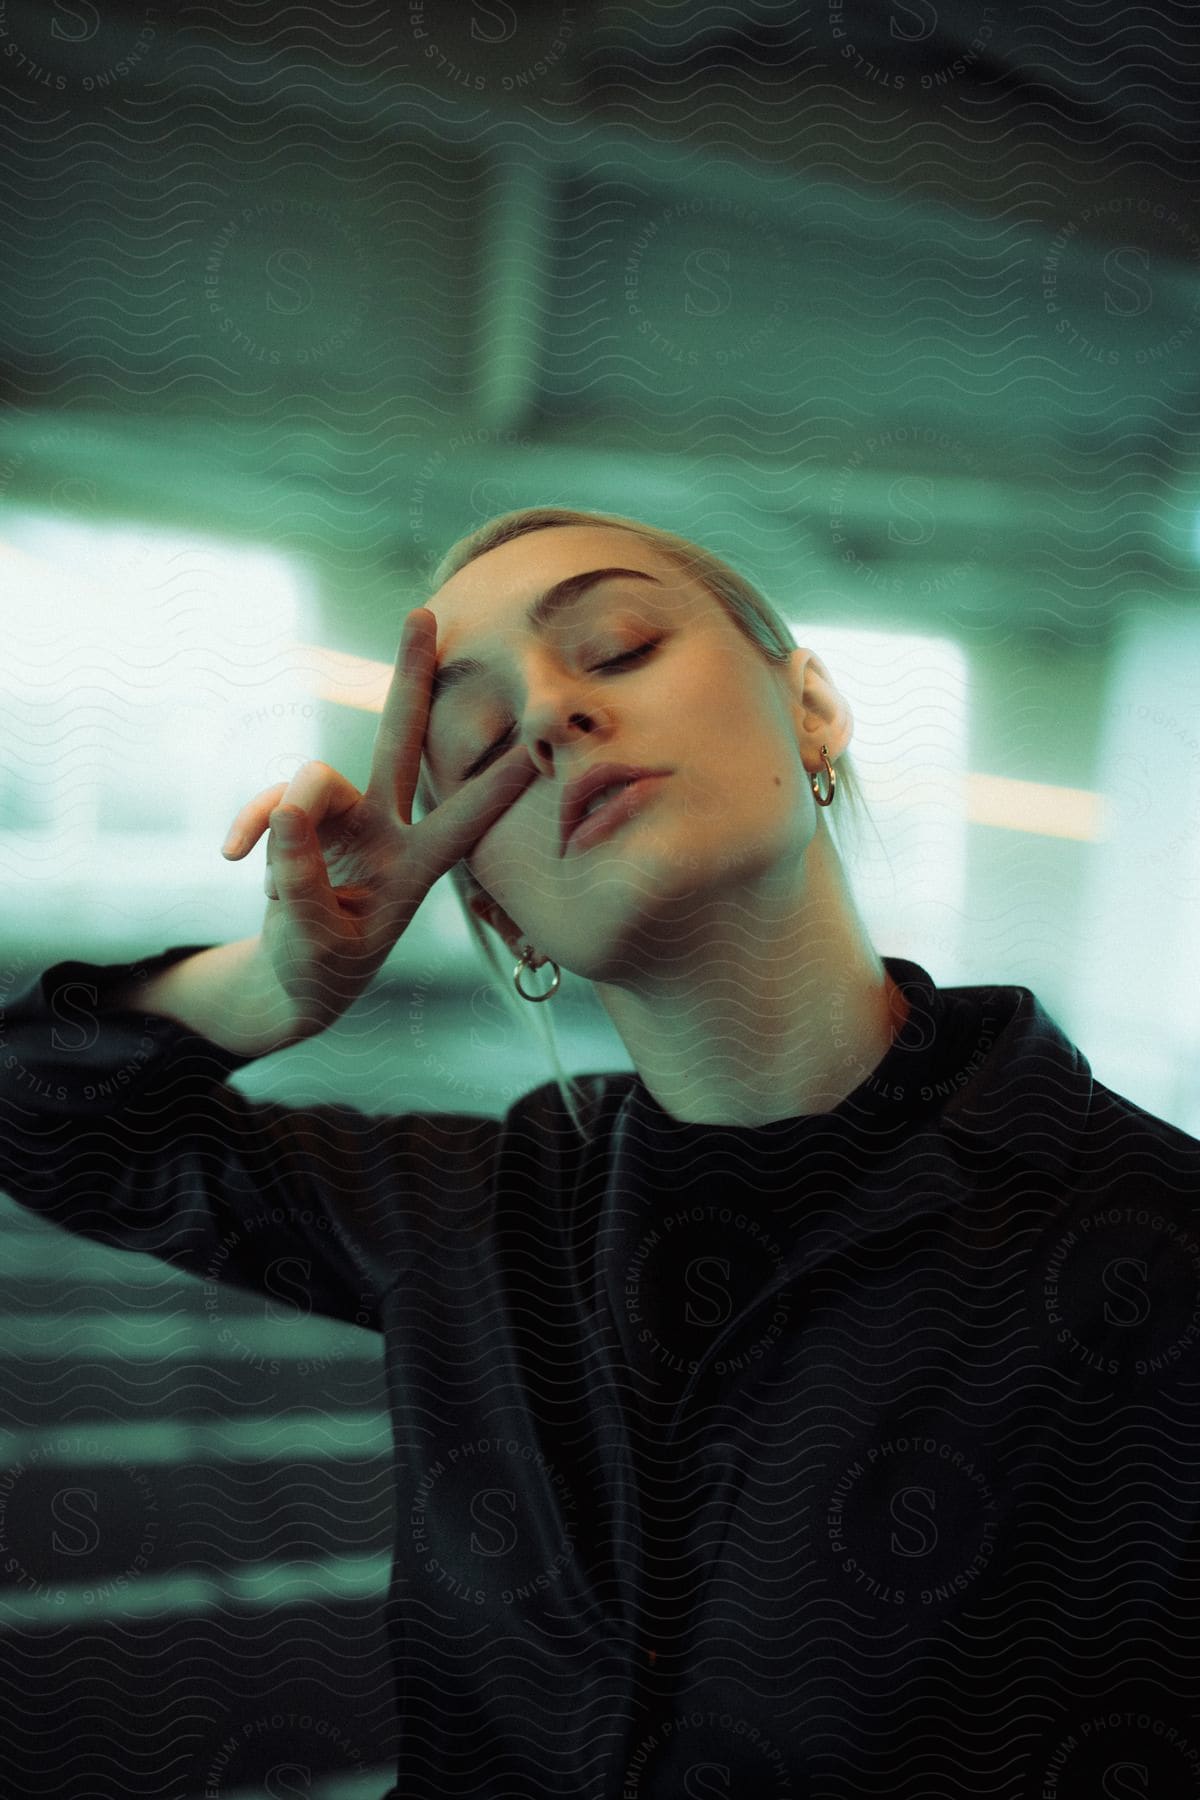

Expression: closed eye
xmin=460 ymin=639 xmax=661 ymax=780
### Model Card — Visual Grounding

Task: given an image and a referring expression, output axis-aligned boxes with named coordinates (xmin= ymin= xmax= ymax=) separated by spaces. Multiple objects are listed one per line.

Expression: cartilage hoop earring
xmin=810 ymin=743 xmax=836 ymax=808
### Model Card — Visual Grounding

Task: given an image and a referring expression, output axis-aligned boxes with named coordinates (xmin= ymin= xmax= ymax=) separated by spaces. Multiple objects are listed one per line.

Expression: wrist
xmin=238 ymin=937 xmax=326 ymax=1054
xmin=113 ymin=937 xmax=316 ymax=1058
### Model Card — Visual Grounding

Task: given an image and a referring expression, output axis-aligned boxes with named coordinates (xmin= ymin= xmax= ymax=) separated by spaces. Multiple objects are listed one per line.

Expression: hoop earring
xmin=513 ymin=943 xmax=561 ymax=1002
xmin=810 ymin=743 xmax=836 ymax=808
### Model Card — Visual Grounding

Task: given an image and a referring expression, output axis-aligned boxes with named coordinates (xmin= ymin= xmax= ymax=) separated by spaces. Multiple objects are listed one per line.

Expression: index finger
xmin=366 ymin=607 xmax=437 ymax=819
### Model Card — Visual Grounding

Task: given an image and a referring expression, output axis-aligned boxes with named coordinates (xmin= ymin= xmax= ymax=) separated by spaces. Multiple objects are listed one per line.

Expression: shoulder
xmin=935 ymin=975 xmax=1200 ymax=1194
xmin=1080 ymin=1074 xmax=1200 ymax=1167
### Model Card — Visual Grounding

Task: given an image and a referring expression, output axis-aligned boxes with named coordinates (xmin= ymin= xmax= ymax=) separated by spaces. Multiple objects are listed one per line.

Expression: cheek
xmin=469 ymin=804 xmax=545 ymax=904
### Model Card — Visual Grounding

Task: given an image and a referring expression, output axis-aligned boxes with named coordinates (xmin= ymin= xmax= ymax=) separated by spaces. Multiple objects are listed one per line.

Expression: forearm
xmin=106 ymin=936 xmax=314 ymax=1058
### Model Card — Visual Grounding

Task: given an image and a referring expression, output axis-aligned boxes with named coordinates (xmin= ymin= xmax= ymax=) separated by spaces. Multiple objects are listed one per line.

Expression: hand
xmin=219 ymin=608 xmax=537 ymax=1036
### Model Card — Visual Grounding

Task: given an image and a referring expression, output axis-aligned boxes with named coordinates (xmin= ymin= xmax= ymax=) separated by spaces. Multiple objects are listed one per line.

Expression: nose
xmin=523 ymin=696 xmax=613 ymax=778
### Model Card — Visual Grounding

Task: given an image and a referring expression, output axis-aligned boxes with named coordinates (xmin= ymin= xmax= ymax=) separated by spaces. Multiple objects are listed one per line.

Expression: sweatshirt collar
xmin=613 ymin=956 xmax=1095 ymax=1186
xmin=600 ymin=958 xmax=1096 ymax=1430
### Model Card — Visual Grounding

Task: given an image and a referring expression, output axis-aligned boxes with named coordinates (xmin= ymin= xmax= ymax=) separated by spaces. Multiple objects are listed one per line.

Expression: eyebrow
xmin=429 ymin=567 xmax=665 ymax=710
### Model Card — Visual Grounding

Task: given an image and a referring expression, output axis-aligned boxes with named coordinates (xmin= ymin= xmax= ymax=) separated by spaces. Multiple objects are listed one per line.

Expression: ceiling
xmin=0 ymin=0 xmax=1197 ymax=648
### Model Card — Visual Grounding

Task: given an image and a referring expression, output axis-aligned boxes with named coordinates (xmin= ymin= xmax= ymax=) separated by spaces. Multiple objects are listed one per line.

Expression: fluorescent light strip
xmin=0 ymin=1551 xmax=391 ymax=1632
xmin=963 ymin=773 xmax=1109 ymax=842
xmin=0 ymin=1316 xmax=377 ymax=1360
xmin=0 ymin=1413 xmax=390 ymax=1465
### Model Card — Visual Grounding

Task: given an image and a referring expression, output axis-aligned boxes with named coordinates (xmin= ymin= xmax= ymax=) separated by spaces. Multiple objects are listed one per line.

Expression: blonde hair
xmin=412 ymin=506 xmax=874 ymax=1136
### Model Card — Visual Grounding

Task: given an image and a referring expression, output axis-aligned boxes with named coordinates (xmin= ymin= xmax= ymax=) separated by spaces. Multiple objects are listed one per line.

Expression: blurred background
xmin=1 ymin=2 xmax=1198 ymax=1793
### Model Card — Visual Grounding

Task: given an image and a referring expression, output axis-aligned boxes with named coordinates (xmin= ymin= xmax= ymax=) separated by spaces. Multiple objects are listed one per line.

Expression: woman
xmin=3 ymin=507 xmax=1199 ymax=1798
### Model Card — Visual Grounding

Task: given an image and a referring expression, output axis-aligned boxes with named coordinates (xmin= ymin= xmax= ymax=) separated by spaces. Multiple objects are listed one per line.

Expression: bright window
xmin=0 ymin=513 xmax=317 ymax=948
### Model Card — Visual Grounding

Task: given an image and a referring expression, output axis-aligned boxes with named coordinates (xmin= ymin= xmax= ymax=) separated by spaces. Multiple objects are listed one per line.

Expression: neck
xmin=594 ymin=818 xmax=908 ymax=1126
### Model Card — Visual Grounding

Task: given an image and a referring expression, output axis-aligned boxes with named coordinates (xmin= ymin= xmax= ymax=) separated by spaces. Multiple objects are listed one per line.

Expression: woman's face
xmin=420 ymin=524 xmax=832 ymax=985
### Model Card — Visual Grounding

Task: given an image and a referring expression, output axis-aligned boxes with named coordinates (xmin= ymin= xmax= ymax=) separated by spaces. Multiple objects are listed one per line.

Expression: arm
xmin=0 ymin=607 xmax=534 ymax=1321
xmin=0 ymin=943 xmax=460 ymax=1328
xmin=104 ymin=935 xmax=319 ymax=1059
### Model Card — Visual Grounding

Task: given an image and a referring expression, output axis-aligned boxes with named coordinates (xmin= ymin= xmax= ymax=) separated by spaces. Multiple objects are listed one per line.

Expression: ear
xmin=783 ymin=646 xmax=854 ymax=767
xmin=467 ymin=891 xmax=537 ymax=964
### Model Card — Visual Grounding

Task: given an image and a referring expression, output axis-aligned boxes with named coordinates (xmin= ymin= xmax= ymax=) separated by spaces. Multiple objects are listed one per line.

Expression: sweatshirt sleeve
xmin=0 ymin=944 xmax=454 ymax=1332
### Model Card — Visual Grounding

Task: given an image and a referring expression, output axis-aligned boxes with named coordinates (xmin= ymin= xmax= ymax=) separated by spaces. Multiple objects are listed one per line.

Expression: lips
xmin=559 ymin=762 xmax=671 ymax=856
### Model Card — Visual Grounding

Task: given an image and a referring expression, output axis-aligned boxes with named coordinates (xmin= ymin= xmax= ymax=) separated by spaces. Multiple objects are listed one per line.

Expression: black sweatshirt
xmin=2 ymin=944 xmax=1200 ymax=1798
